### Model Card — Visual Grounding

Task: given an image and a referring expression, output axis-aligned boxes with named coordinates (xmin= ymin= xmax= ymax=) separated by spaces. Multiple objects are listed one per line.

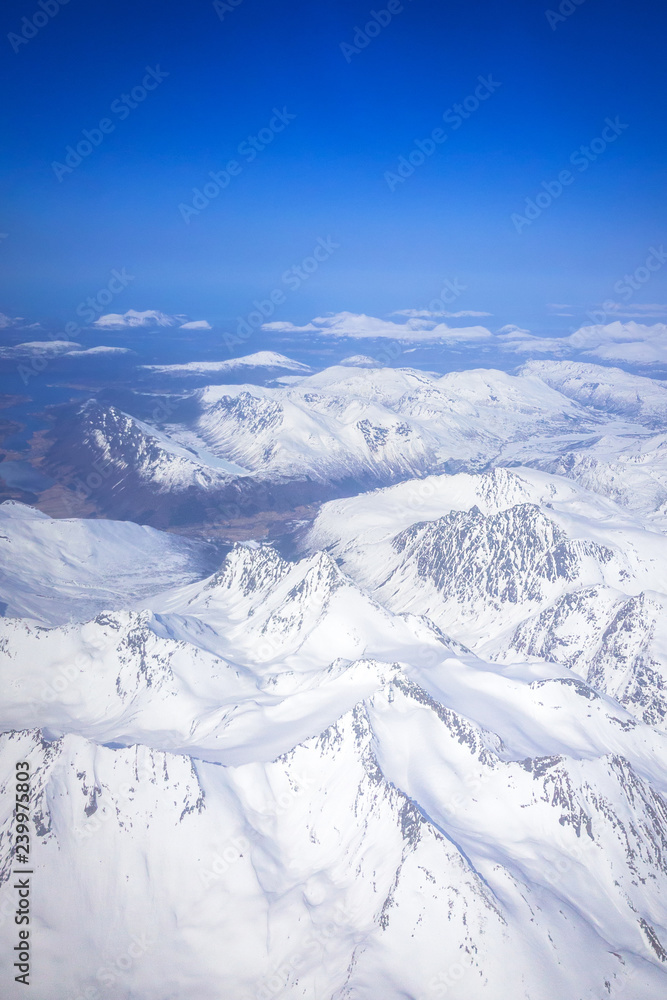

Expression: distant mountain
xmin=188 ymin=364 xmax=613 ymax=486
xmin=39 ymin=399 xmax=253 ymax=526
xmin=516 ymin=363 xmax=667 ymax=520
xmin=5 ymin=358 xmax=667 ymax=999
xmin=338 ymin=354 xmax=383 ymax=367
xmin=142 ymin=350 xmax=312 ymax=378
xmin=521 ymin=359 xmax=667 ymax=428
xmin=41 ymin=363 xmax=636 ymax=527
xmin=530 ymin=433 xmax=667 ymax=523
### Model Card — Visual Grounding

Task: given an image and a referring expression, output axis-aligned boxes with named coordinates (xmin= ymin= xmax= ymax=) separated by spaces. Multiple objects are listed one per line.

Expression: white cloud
xmin=569 ymin=320 xmax=667 ymax=350
xmin=571 ymin=321 xmax=667 ymax=364
xmin=65 ymin=346 xmax=134 ymax=357
xmin=0 ymin=341 xmax=131 ymax=362
xmin=425 ymin=322 xmax=494 ymax=342
xmin=263 ymin=311 xmax=493 ymax=343
xmin=630 ymin=304 xmax=667 ymax=314
xmin=262 ymin=321 xmax=318 ymax=334
xmin=0 ymin=313 xmax=29 ymax=330
xmin=93 ymin=312 xmax=212 ymax=331
xmin=496 ymin=326 xmax=569 ymax=355
xmin=497 ymin=320 xmax=667 ymax=364
xmin=93 ymin=309 xmax=185 ymax=330
xmin=0 ymin=341 xmax=80 ymax=359
xmin=587 ymin=340 xmax=667 ymax=364
xmin=445 ymin=310 xmax=493 ymax=318
xmin=179 ymin=320 xmax=212 ymax=330
xmin=392 ymin=308 xmax=492 ymax=318
xmin=599 ymin=303 xmax=667 ymax=319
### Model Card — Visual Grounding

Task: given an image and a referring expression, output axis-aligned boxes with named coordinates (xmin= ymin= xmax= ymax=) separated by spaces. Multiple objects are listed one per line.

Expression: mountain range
xmin=2 ymin=357 xmax=667 ymax=998
xmin=36 ymin=358 xmax=664 ymax=529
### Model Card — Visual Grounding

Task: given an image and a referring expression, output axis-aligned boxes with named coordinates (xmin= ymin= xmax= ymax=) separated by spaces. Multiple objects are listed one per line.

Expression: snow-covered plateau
xmin=1 ymin=359 xmax=667 ymax=998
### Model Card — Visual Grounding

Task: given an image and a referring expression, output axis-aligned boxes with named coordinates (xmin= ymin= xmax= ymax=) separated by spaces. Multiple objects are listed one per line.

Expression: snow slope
xmin=40 ymin=399 xmax=254 ymax=525
xmin=493 ymin=586 xmax=667 ymax=727
xmin=0 ymin=500 xmax=220 ymax=624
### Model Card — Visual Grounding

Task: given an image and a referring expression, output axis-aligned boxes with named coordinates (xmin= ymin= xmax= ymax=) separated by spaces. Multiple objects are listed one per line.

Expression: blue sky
xmin=1 ymin=0 xmax=666 ymax=336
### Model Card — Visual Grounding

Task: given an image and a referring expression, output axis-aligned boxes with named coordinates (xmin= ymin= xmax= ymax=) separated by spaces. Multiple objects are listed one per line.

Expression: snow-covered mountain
xmin=4 ymin=357 xmax=667 ymax=999
xmin=39 ymin=399 xmax=253 ymax=525
xmin=530 ymin=432 xmax=667 ymax=523
xmin=338 ymin=354 xmax=383 ymax=367
xmin=521 ymin=360 xmax=667 ymax=428
xmin=32 ymin=363 xmax=623 ymax=525
xmin=188 ymin=365 xmax=612 ymax=484
xmin=2 ymin=516 xmax=667 ymax=998
xmin=493 ymin=586 xmax=667 ymax=728
xmin=0 ymin=499 xmax=221 ymax=624
xmin=302 ymin=466 xmax=667 ymax=727
xmin=39 ymin=361 xmax=662 ymax=528
xmin=142 ymin=350 xmax=312 ymax=379
xmin=505 ymin=363 xmax=667 ymax=521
